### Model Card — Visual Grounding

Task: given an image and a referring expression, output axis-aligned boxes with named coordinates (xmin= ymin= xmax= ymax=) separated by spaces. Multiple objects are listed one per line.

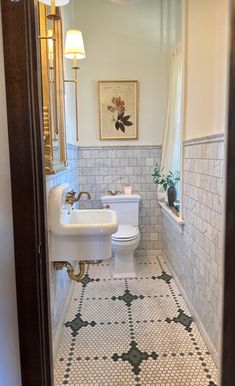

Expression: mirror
xmin=38 ymin=3 xmax=67 ymax=175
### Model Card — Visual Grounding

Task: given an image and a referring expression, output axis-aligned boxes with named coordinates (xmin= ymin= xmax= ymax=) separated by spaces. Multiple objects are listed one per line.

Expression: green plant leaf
xmin=152 ymin=165 xmax=180 ymax=189
xmin=163 ymin=183 xmax=168 ymax=191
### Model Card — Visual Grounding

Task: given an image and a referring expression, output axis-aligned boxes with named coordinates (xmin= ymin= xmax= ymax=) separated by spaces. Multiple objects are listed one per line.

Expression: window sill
xmin=159 ymin=201 xmax=185 ymax=234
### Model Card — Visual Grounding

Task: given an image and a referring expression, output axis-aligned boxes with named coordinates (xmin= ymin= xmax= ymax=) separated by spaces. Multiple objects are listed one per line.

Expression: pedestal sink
xmin=49 ymin=183 xmax=118 ymax=261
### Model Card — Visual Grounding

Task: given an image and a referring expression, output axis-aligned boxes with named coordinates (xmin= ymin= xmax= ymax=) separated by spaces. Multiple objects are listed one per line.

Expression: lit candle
xmin=124 ymin=185 xmax=132 ymax=195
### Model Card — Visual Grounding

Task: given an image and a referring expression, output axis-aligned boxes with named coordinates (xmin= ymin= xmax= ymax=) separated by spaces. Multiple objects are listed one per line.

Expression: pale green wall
xmin=185 ymin=0 xmax=229 ymax=140
xmin=62 ymin=0 xmax=172 ymax=146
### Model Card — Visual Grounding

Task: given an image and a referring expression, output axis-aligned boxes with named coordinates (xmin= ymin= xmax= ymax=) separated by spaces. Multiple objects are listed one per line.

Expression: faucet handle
xmin=65 ymin=190 xmax=76 ymax=206
xmin=67 ymin=190 xmax=76 ymax=197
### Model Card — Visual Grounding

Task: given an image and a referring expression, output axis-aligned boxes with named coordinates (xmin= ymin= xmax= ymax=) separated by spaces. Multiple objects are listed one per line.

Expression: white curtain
xmin=158 ymin=44 xmax=183 ymax=200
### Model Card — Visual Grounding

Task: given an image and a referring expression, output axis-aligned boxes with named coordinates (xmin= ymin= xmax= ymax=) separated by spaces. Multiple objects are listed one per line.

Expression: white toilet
xmin=101 ymin=194 xmax=141 ymax=278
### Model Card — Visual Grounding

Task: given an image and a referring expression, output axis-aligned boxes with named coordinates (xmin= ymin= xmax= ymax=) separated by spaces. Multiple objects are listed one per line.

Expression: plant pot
xmin=164 ymin=190 xmax=168 ymax=203
xmin=167 ymin=186 xmax=176 ymax=207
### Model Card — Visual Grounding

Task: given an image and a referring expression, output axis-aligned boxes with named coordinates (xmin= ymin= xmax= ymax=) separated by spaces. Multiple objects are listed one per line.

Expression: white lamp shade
xmin=38 ymin=0 xmax=70 ymax=6
xmin=64 ymin=29 xmax=86 ymax=60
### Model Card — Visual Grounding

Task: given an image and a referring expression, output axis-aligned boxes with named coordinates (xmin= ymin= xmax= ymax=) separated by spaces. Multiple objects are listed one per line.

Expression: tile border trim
xmin=184 ymin=133 xmax=224 ymax=146
xmin=77 ymin=145 xmax=162 ymax=150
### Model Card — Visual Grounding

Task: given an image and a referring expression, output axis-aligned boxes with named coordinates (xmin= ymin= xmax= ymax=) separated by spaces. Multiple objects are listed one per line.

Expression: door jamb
xmin=221 ymin=1 xmax=235 ymax=385
xmin=1 ymin=0 xmax=53 ymax=385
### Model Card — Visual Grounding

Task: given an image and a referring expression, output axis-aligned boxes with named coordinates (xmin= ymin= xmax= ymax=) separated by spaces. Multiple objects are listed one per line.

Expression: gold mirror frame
xmin=38 ymin=3 xmax=67 ymax=175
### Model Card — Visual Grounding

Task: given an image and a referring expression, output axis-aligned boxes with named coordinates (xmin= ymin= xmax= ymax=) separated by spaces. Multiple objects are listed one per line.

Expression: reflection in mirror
xmin=38 ymin=2 xmax=67 ymax=174
xmin=64 ymin=28 xmax=86 ymax=141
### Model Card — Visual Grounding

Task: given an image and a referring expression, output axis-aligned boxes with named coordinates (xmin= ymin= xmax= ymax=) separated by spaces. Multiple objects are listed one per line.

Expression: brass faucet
xmin=65 ymin=190 xmax=91 ymax=206
xmin=77 ymin=191 xmax=91 ymax=201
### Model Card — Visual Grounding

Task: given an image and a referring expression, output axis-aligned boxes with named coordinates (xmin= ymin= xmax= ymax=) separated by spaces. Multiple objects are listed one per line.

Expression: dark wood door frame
xmin=1 ymin=0 xmax=235 ymax=385
xmin=1 ymin=0 xmax=53 ymax=385
xmin=221 ymin=1 xmax=235 ymax=385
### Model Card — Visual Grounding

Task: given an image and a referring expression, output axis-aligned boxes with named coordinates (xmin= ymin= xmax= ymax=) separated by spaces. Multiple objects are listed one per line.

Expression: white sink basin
xmin=49 ymin=184 xmax=118 ymax=261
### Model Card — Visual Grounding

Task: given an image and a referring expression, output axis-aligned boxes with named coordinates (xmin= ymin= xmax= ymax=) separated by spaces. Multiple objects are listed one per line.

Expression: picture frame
xmin=98 ymin=80 xmax=138 ymax=140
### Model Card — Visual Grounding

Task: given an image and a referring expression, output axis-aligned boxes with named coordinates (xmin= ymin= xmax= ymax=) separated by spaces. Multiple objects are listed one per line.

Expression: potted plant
xmin=152 ymin=164 xmax=180 ymax=206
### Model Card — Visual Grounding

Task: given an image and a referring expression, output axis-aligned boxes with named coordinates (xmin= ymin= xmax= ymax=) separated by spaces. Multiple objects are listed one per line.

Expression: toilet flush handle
xmin=102 ymin=204 xmax=110 ymax=209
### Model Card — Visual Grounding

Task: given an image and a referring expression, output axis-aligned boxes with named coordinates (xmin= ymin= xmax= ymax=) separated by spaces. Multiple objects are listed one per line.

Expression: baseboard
xmin=135 ymin=249 xmax=161 ymax=257
xmin=164 ymin=257 xmax=219 ymax=367
xmin=52 ymin=263 xmax=78 ymax=358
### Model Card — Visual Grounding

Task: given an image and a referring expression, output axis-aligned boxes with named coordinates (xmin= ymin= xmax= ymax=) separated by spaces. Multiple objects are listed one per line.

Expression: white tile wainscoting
xmin=77 ymin=145 xmax=162 ymax=255
xmin=162 ymin=133 xmax=224 ymax=365
xmin=45 ymin=139 xmax=224 ymax=370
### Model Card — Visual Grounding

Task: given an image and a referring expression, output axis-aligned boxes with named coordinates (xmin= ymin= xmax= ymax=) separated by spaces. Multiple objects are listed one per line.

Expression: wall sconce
xmin=64 ymin=29 xmax=86 ymax=142
xmin=38 ymin=0 xmax=70 ymax=19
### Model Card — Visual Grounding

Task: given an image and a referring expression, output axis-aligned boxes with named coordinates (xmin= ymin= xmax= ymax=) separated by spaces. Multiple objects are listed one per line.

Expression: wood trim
xmin=221 ymin=1 xmax=235 ymax=385
xmin=1 ymin=1 xmax=53 ymax=385
xmin=183 ymin=133 xmax=225 ymax=145
xmin=0 ymin=0 xmax=234 ymax=385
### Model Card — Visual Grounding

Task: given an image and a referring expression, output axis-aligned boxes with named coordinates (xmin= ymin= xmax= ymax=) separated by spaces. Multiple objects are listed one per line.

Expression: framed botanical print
xmin=98 ymin=80 xmax=138 ymax=140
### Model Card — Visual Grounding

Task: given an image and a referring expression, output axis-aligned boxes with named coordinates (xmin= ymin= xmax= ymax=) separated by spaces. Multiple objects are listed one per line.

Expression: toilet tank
xmin=101 ymin=194 xmax=140 ymax=226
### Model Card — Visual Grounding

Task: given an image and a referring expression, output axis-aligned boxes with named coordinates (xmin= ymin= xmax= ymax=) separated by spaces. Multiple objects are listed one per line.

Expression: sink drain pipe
xmin=54 ymin=261 xmax=86 ymax=282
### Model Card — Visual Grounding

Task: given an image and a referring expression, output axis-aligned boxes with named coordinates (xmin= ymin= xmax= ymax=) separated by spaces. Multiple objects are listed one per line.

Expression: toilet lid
xmin=112 ymin=225 xmax=139 ymax=241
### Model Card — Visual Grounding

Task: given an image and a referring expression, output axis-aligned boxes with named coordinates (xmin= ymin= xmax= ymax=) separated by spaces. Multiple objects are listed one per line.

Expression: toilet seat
xmin=112 ymin=225 xmax=139 ymax=242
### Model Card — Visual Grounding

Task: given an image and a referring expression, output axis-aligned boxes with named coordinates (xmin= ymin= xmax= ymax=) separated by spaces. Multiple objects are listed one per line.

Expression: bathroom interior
xmin=0 ymin=0 xmax=229 ymax=385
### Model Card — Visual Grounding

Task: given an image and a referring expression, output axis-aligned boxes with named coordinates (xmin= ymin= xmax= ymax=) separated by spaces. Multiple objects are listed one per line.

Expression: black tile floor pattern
xmin=54 ymin=255 xmax=217 ymax=386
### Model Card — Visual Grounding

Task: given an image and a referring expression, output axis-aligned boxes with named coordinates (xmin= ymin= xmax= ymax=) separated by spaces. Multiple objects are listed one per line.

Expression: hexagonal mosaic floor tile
xmin=53 ymin=255 xmax=218 ymax=386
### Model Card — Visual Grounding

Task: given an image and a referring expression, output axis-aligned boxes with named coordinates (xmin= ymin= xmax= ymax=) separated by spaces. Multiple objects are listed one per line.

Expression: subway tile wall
xmin=45 ymin=144 xmax=79 ymax=351
xmin=162 ymin=137 xmax=224 ymax=360
xmin=77 ymin=145 xmax=162 ymax=254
